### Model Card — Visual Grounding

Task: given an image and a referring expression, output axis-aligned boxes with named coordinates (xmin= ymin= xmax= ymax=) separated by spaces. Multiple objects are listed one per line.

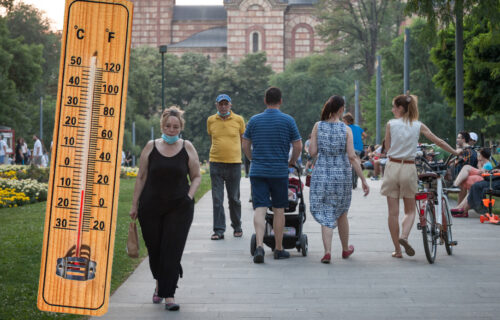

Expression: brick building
xmin=130 ymin=0 xmax=327 ymax=72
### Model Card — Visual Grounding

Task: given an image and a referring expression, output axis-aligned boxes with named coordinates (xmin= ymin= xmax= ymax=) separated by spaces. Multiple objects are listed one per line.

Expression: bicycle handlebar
xmin=481 ymin=172 xmax=500 ymax=177
xmin=416 ymin=153 xmax=454 ymax=174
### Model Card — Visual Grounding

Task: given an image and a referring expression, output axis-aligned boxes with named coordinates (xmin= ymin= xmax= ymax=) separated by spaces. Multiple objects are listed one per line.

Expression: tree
xmin=361 ymin=19 xmax=455 ymax=143
xmin=6 ymin=3 xmax=61 ymax=96
xmin=232 ymin=52 xmax=274 ymax=118
xmin=270 ymin=53 xmax=355 ymax=140
xmin=124 ymin=51 xmax=275 ymax=161
xmin=405 ymin=0 xmax=500 ymax=133
xmin=0 ymin=18 xmax=43 ymax=138
xmin=430 ymin=16 xmax=500 ymax=134
xmin=315 ymin=0 xmax=405 ymax=81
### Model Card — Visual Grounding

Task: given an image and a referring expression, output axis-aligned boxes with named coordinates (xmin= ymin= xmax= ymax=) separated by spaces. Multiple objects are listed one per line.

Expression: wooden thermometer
xmin=38 ymin=0 xmax=133 ymax=316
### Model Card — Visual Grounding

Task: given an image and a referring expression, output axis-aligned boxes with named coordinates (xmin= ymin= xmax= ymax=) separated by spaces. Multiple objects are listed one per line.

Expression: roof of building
xmin=168 ymin=27 xmax=227 ymax=48
xmin=173 ymin=6 xmax=227 ymax=21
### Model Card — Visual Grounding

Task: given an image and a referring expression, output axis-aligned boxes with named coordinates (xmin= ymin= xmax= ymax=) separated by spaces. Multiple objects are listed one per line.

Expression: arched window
xmin=252 ymin=32 xmax=259 ymax=53
xmin=292 ymin=24 xmax=314 ymax=59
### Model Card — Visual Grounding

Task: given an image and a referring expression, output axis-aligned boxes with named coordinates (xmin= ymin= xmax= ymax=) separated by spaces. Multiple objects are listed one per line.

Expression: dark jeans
xmin=468 ymin=178 xmax=500 ymax=214
xmin=138 ymin=195 xmax=194 ymax=298
xmin=210 ymin=162 xmax=242 ymax=234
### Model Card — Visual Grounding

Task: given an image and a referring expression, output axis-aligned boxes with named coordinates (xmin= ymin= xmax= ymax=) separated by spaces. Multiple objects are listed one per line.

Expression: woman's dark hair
xmin=380 ymin=139 xmax=386 ymax=154
xmin=343 ymin=112 xmax=354 ymax=125
xmin=320 ymin=95 xmax=345 ymax=121
xmin=265 ymin=87 xmax=282 ymax=105
xmin=480 ymin=148 xmax=491 ymax=160
xmin=458 ymin=131 xmax=470 ymax=143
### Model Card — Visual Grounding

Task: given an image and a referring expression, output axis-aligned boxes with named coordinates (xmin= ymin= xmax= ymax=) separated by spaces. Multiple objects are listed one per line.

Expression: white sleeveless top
xmin=387 ymin=118 xmax=421 ymax=160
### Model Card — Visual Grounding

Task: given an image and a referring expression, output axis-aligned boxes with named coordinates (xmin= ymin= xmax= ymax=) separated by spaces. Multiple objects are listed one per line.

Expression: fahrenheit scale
xmin=38 ymin=0 xmax=133 ymax=316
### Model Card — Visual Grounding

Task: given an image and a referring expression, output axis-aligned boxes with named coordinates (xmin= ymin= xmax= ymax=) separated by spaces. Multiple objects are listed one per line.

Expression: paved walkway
xmin=98 ymin=177 xmax=500 ymax=319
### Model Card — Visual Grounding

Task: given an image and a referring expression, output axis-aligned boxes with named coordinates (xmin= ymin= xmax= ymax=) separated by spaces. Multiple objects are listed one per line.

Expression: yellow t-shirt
xmin=207 ymin=112 xmax=245 ymax=163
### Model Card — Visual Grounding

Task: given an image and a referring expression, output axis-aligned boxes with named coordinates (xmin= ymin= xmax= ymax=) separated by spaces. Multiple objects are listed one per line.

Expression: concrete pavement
xmin=97 ymin=177 xmax=500 ymax=319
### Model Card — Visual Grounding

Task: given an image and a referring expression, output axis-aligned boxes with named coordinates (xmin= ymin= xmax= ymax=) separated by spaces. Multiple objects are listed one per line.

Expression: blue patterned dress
xmin=310 ymin=121 xmax=352 ymax=228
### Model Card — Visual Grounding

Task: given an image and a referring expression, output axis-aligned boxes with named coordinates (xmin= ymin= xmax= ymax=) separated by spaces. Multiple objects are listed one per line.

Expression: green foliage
xmin=125 ymin=51 xmax=274 ymax=161
xmin=315 ymin=0 xmax=405 ymax=81
xmin=430 ymin=16 xmax=500 ymax=135
xmin=0 ymin=17 xmax=44 ymax=138
xmin=405 ymin=0 xmax=500 ymax=30
xmin=0 ymin=2 xmax=61 ymax=149
xmin=16 ymin=165 xmax=49 ymax=183
xmin=363 ymin=19 xmax=456 ymax=144
xmin=270 ymin=53 xmax=356 ymax=140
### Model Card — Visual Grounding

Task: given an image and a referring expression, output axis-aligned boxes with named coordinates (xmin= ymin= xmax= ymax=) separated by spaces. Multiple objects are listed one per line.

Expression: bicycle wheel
xmin=422 ymin=203 xmax=437 ymax=264
xmin=442 ymin=196 xmax=453 ymax=255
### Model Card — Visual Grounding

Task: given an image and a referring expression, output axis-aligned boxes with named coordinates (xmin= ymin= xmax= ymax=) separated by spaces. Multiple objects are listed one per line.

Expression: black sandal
xmin=211 ymin=233 xmax=224 ymax=240
xmin=233 ymin=230 xmax=243 ymax=238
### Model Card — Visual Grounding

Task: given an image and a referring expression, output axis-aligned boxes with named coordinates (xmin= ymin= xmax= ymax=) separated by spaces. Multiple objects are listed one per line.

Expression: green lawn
xmin=0 ymin=174 xmax=211 ymax=320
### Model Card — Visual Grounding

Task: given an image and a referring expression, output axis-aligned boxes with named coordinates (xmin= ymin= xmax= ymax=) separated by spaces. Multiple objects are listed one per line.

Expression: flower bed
xmin=0 ymin=165 xmax=49 ymax=182
xmin=0 ymin=188 xmax=31 ymax=208
xmin=120 ymin=166 xmax=138 ymax=178
xmin=0 ymin=178 xmax=48 ymax=207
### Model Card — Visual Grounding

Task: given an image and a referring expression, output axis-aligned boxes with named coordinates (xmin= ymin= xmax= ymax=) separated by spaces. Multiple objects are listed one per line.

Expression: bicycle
xmin=415 ymin=154 xmax=458 ymax=264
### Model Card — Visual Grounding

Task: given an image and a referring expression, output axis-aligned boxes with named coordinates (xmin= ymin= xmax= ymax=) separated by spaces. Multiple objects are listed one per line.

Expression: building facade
xmin=130 ymin=0 xmax=326 ymax=72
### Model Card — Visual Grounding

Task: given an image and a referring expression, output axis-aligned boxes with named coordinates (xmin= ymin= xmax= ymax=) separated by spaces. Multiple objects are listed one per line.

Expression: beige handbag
xmin=127 ymin=221 xmax=139 ymax=258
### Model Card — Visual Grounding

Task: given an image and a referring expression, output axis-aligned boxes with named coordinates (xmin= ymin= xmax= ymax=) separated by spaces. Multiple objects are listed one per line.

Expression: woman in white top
xmin=381 ymin=94 xmax=461 ymax=258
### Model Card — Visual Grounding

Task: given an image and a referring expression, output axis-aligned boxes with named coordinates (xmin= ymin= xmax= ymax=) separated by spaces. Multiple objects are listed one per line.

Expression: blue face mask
xmin=162 ymin=133 xmax=179 ymax=144
xmin=217 ymin=111 xmax=231 ymax=117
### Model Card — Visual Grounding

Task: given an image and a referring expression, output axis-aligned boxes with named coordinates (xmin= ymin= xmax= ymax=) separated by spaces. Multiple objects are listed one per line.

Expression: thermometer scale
xmin=38 ymin=0 xmax=133 ymax=315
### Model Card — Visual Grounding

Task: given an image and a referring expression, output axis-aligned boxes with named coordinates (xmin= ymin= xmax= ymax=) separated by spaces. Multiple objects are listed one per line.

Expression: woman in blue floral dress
xmin=309 ymin=96 xmax=369 ymax=263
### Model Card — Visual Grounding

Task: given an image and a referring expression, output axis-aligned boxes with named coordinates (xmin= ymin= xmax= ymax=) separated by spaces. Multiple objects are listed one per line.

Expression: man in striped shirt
xmin=242 ymin=87 xmax=302 ymax=263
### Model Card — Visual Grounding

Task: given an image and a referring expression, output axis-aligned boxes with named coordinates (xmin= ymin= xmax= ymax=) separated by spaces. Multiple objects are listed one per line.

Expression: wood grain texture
xmin=37 ymin=0 xmax=133 ymax=316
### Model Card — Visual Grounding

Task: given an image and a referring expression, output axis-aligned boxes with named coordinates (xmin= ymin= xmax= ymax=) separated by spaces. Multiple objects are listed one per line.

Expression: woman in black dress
xmin=15 ymin=138 xmax=24 ymax=164
xmin=129 ymin=106 xmax=201 ymax=311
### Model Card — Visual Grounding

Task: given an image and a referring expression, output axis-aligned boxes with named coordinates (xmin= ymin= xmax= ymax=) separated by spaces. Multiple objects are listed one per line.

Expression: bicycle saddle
xmin=418 ymin=172 xmax=439 ymax=180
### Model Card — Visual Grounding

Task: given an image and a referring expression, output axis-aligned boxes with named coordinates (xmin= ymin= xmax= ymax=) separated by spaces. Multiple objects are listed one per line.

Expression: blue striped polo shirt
xmin=243 ymin=108 xmax=301 ymax=178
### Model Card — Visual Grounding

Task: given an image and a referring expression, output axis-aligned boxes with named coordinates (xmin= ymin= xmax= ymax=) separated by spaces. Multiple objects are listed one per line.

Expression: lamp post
xmin=404 ymin=28 xmax=410 ymax=94
xmin=159 ymin=45 xmax=167 ymax=113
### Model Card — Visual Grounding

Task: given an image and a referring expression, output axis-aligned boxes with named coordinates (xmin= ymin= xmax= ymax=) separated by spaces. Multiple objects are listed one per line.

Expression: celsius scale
xmin=38 ymin=0 xmax=133 ymax=315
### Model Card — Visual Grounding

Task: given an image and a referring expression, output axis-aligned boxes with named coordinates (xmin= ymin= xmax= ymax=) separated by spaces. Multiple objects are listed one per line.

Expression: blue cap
xmin=216 ymin=94 xmax=231 ymax=103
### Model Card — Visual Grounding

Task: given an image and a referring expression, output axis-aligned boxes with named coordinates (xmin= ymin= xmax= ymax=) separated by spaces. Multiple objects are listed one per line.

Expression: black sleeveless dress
xmin=139 ymin=140 xmax=190 ymax=208
xmin=137 ymin=140 xmax=194 ymax=298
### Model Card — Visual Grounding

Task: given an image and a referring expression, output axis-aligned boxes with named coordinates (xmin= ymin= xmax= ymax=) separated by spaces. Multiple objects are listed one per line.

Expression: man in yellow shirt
xmin=207 ymin=94 xmax=246 ymax=240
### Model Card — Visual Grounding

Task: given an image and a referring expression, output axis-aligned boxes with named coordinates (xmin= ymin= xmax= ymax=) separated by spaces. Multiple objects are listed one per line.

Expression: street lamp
xmin=159 ymin=45 xmax=167 ymax=112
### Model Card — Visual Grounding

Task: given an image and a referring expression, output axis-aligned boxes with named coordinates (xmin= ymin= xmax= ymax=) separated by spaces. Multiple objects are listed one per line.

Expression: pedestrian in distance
xmin=0 ymin=134 xmax=7 ymax=165
xmin=15 ymin=138 xmax=24 ymax=165
xmin=207 ymin=94 xmax=246 ymax=240
xmin=21 ymin=138 xmax=29 ymax=165
xmin=129 ymin=106 xmax=201 ymax=311
xmin=342 ymin=112 xmax=367 ymax=188
xmin=32 ymin=134 xmax=43 ymax=167
xmin=242 ymin=87 xmax=302 ymax=263
xmin=381 ymin=93 xmax=461 ymax=259
xmin=309 ymin=96 xmax=369 ymax=264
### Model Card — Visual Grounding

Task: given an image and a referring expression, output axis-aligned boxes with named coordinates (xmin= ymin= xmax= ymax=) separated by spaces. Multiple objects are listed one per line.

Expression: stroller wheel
xmin=300 ymin=234 xmax=308 ymax=257
xmin=250 ymin=233 xmax=256 ymax=256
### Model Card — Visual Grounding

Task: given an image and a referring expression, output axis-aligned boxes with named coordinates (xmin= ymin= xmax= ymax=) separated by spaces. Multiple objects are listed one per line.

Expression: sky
xmin=23 ymin=0 xmax=223 ymax=31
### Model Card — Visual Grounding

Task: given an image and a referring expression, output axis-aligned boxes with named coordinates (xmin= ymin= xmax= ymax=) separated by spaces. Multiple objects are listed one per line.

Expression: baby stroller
xmin=250 ymin=166 xmax=308 ymax=256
